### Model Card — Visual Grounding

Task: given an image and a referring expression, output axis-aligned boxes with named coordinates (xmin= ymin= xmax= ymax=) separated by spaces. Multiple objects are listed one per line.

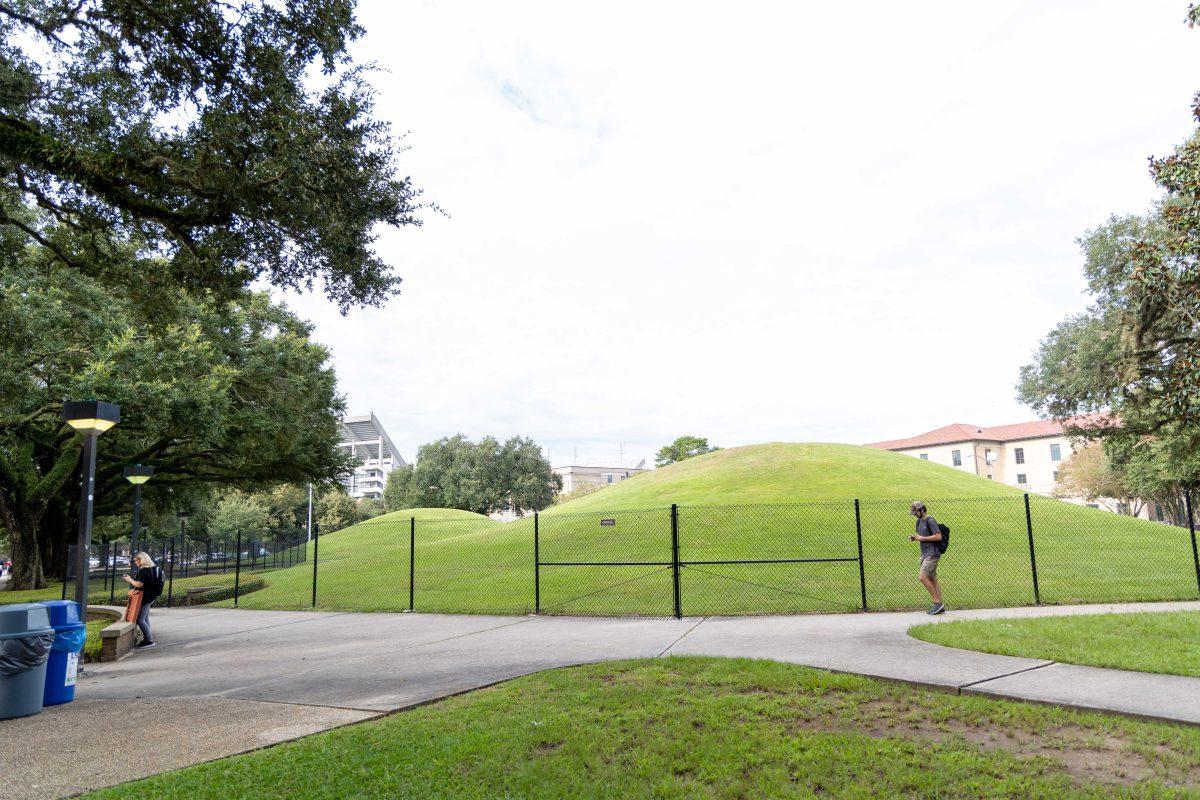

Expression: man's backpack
xmin=936 ymin=522 xmax=950 ymax=554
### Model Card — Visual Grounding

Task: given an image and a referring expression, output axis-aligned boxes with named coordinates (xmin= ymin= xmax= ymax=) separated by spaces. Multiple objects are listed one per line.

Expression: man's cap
xmin=910 ymin=501 xmax=926 ymax=516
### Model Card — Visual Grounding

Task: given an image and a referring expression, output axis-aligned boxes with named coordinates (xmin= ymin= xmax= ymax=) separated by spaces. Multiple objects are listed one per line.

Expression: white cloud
xmin=282 ymin=0 xmax=1200 ymax=465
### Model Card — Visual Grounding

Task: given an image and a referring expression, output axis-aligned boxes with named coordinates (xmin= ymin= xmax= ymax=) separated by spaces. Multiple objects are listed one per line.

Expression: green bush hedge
xmin=186 ymin=576 xmax=265 ymax=605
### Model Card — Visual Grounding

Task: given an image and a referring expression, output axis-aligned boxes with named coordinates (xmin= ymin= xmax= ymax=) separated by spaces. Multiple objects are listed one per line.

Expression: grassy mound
xmin=222 ymin=443 xmax=1199 ymax=617
xmin=365 ymin=507 xmax=498 ymax=525
xmin=547 ymin=443 xmax=1020 ymax=513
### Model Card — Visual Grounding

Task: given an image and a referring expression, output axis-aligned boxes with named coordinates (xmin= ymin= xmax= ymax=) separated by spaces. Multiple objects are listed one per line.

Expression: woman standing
xmin=123 ymin=552 xmax=164 ymax=649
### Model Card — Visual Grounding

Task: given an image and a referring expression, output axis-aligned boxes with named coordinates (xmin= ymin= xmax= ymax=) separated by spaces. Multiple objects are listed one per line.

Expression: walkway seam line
xmin=657 ymin=617 xmax=708 ymax=657
xmin=958 ymin=661 xmax=1057 ymax=691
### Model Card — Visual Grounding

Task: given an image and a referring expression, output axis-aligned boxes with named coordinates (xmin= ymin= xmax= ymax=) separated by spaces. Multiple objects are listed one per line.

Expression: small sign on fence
xmin=600 ymin=518 xmax=616 ymax=527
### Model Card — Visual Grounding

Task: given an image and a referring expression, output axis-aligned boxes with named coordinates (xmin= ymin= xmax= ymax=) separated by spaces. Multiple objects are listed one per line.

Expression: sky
xmin=282 ymin=0 xmax=1200 ymax=468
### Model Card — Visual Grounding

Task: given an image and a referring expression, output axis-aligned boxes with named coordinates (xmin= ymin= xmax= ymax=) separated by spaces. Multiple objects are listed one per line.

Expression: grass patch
xmin=86 ymin=657 xmax=1200 ymax=799
xmin=910 ymin=611 xmax=1200 ymax=677
xmin=83 ymin=616 xmax=108 ymax=663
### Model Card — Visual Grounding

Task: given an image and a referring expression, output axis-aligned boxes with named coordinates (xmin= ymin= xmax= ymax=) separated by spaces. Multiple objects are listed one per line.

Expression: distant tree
xmin=316 ymin=489 xmax=359 ymax=533
xmin=357 ymin=498 xmax=386 ymax=521
xmin=403 ymin=435 xmax=559 ymax=515
xmin=209 ymin=492 xmax=271 ymax=537
xmin=383 ymin=464 xmax=415 ymax=512
xmin=1054 ymin=444 xmax=1144 ymax=517
xmin=263 ymin=485 xmax=310 ymax=531
xmin=655 ymin=436 xmax=720 ymax=467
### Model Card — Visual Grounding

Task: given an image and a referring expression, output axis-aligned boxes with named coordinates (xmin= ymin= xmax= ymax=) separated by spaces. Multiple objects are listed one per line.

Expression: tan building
xmin=865 ymin=417 xmax=1169 ymax=520
xmin=554 ymin=461 xmax=649 ymax=494
xmin=866 ymin=419 xmax=1076 ymax=494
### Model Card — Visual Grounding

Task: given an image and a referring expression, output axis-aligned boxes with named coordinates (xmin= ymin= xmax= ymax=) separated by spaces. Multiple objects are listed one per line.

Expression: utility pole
xmin=307 ymin=483 xmax=314 ymax=542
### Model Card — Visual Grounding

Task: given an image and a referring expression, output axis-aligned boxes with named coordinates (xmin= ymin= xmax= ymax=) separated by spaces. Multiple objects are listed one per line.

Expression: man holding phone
xmin=909 ymin=501 xmax=946 ymax=615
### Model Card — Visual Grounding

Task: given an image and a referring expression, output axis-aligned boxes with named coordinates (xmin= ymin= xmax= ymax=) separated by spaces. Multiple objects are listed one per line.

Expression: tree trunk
xmin=8 ymin=516 xmax=46 ymax=590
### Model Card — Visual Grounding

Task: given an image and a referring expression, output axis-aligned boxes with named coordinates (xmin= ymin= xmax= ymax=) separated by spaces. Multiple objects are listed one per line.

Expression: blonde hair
xmin=135 ymin=551 xmax=156 ymax=567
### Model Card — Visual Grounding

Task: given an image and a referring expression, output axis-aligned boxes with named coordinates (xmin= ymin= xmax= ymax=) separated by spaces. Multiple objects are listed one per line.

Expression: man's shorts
xmin=919 ymin=555 xmax=940 ymax=579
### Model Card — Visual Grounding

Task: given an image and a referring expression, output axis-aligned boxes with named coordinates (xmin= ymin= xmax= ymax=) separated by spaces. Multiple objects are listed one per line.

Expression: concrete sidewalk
xmin=3 ymin=600 xmax=1198 ymax=799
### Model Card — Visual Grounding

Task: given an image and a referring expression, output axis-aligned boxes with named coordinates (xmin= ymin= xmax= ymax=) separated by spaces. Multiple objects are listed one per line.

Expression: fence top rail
xmin=539 ymin=496 xmax=1036 ymax=517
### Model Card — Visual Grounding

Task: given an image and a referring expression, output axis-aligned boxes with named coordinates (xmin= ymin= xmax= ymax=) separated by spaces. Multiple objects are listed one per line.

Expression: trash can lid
xmin=37 ymin=600 xmax=82 ymax=628
xmin=0 ymin=603 xmax=53 ymax=636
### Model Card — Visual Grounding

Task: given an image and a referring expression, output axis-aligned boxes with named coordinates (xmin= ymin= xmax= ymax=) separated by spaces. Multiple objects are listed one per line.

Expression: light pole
xmin=123 ymin=464 xmax=154 ymax=554
xmin=177 ymin=511 xmax=189 ymax=576
xmin=64 ymin=400 xmax=120 ymax=617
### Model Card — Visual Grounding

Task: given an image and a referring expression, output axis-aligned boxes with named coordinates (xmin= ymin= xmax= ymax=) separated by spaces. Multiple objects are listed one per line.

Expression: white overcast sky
xmin=282 ymin=0 xmax=1200 ymax=467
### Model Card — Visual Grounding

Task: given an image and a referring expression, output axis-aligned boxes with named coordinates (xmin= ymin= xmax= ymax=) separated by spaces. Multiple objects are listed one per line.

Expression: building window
xmin=1155 ymin=503 xmax=1165 ymax=522
xmin=951 ymin=450 xmax=961 ymax=466
xmin=1053 ymin=470 xmax=1059 ymax=482
xmin=919 ymin=453 xmax=928 ymax=460
xmin=1014 ymin=447 xmax=1025 ymax=465
xmin=1016 ymin=473 xmax=1027 ymax=485
xmin=1050 ymin=443 xmax=1062 ymax=461
xmin=987 ymin=474 xmax=993 ymax=480
xmin=604 ymin=474 xmax=613 ymax=484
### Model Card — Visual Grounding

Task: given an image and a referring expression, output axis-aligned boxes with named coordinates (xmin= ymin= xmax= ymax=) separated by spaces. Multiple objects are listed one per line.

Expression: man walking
xmin=909 ymin=501 xmax=945 ymax=615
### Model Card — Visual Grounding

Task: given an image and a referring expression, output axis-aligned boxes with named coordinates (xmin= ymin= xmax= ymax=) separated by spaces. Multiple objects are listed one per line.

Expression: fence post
xmin=166 ymin=537 xmax=176 ymax=608
xmin=109 ymin=542 xmax=118 ymax=603
xmin=1024 ymin=493 xmax=1041 ymax=605
xmin=1187 ymin=490 xmax=1200 ymax=598
xmin=670 ymin=504 xmax=682 ymax=619
xmin=854 ymin=499 xmax=867 ymax=611
xmin=311 ymin=521 xmax=320 ymax=607
xmin=61 ymin=549 xmax=69 ymax=600
xmin=234 ymin=529 xmax=242 ymax=607
xmin=408 ymin=517 xmax=415 ymax=612
xmin=534 ymin=511 xmax=540 ymax=614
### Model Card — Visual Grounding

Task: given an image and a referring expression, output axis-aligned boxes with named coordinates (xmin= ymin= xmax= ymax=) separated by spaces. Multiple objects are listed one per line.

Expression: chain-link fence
xmin=61 ymin=528 xmax=309 ymax=608
xmin=55 ymin=495 xmax=1200 ymax=617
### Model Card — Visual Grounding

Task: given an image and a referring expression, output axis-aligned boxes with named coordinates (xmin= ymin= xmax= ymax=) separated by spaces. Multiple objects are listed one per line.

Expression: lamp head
xmin=63 ymin=400 xmax=120 ymax=434
xmin=123 ymin=464 xmax=155 ymax=485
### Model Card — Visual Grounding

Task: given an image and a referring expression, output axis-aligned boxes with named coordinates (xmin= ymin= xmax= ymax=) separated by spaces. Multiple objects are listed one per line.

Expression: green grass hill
xmin=546 ymin=443 xmax=1021 ymax=513
xmin=202 ymin=442 xmax=1200 ymax=618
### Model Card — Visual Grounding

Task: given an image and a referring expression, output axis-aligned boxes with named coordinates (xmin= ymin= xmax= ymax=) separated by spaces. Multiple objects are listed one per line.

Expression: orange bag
xmin=124 ymin=588 xmax=143 ymax=623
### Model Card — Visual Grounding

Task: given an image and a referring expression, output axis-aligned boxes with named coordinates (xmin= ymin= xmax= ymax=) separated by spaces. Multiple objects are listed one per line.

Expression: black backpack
xmin=142 ymin=566 xmax=165 ymax=602
xmin=936 ymin=522 xmax=950 ymax=554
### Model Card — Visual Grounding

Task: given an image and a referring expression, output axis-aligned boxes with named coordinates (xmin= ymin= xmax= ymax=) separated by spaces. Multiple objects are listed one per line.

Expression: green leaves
xmin=0 ymin=0 xmax=425 ymax=309
xmin=384 ymin=436 xmax=560 ymax=516
xmin=655 ymin=436 xmax=719 ymax=468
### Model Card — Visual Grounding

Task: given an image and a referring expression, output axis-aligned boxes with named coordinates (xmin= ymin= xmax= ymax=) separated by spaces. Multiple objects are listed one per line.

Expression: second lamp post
xmin=123 ymin=464 xmax=154 ymax=554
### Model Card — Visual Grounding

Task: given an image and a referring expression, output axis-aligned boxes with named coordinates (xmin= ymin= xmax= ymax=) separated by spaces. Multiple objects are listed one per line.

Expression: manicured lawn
xmin=910 ymin=611 xmax=1200 ymax=677
xmin=87 ymin=657 xmax=1200 ymax=799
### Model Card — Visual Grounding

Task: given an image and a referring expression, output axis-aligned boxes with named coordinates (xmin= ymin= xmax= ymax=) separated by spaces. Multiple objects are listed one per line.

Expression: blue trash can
xmin=0 ymin=603 xmax=54 ymax=719
xmin=37 ymin=600 xmax=87 ymax=706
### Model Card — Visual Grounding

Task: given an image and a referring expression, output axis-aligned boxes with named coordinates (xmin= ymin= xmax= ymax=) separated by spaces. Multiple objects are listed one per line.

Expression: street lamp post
xmin=64 ymin=400 xmax=120 ymax=617
xmin=177 ymin=511 xmax=189 ymax=578
xmin=123 ymin=465 xmax=154 ymax=554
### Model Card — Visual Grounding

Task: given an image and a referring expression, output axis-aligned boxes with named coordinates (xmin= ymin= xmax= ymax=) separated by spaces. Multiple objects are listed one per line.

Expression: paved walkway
xmin=3 ymin=600 xmax=1199 ymax=799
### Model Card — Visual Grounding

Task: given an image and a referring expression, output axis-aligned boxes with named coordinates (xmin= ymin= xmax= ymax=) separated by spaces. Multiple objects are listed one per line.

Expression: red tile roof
xmin=865 ymin=415 xmax=1108 ymax=451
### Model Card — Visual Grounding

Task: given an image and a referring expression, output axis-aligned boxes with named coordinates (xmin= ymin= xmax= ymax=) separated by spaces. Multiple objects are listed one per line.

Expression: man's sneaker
xmin=136 ymin=640 xmax=156 ymax=649
xmin=928 ymin=603 xmax=946 ymax=615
